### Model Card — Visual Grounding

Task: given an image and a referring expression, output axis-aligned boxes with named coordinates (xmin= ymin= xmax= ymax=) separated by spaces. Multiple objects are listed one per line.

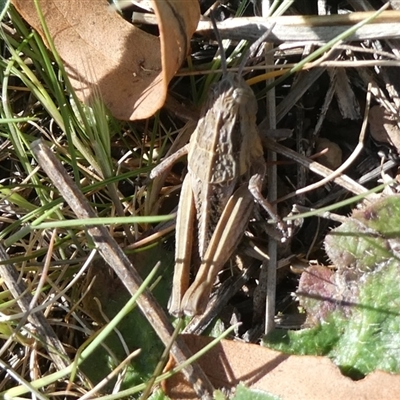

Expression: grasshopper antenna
xmin=210 ymin=13 xmax=228 ymax=76
xmin=238 ymin=23 xmax=276 ymax=77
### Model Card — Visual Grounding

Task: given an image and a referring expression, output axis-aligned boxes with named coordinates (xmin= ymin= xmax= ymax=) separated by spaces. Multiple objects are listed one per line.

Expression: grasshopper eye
xmin=232 ymin=87 xmax=251 ymax=104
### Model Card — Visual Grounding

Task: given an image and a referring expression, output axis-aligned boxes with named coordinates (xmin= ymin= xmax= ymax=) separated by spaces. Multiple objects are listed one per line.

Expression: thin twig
xmin=260 ymin=137 xmax=370 ymax=202
xmin=264 ymin=7 xmax=278 ymax=334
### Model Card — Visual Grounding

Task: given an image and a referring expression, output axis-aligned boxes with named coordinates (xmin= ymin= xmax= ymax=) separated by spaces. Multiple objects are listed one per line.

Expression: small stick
xmin=264 ymin=26 xmax=278 ymax=336
xmin=31 ymin=139 xmax=214 ymax=400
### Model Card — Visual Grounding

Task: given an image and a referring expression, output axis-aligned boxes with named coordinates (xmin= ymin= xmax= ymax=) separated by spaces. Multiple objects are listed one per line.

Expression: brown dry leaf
xmin=11 ymin=0 xmax=199 ymax=120
xmin=166 ymin=334 xmax=400 ymax=400
xmin=315 ymin=137 xmax=343 ymax=170
xmin=369 ymin=105 xmax=400 ymax=153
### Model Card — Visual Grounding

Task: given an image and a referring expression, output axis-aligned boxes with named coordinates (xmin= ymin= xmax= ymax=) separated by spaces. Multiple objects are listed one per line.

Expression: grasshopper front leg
xmin=149 ymin=144 xmax=190 ymax=180
xmin=248 ymin=157 xmax=287 ymax=238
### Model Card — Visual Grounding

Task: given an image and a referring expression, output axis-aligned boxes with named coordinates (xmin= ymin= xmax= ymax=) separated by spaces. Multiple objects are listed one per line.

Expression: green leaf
xmin=264 ymin=195 xmax=400 ymax=378
xmin=148 ymin=389 xmax=171 ymax=400
xmin=230 ymin=383 xmax=282 ymax=400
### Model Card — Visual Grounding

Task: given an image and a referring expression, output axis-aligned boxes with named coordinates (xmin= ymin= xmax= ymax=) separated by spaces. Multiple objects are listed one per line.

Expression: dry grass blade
xmin=136 ymin=10 xmax=400 ymax=42
xmin=196 ymin=10 xmax=400 ymax=42
xmin=0 ymin=243 xmax=69 ymax=371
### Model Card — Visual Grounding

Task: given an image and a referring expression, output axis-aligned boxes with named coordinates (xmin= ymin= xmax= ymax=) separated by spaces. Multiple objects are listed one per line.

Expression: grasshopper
xmin=150 ymin=22 xmax=283 ymax=316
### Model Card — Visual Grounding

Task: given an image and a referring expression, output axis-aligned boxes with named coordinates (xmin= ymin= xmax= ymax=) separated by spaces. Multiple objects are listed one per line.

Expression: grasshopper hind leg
xmin=181 ymin=184 xmax=254 ymax=316
xmin=168 ymin=176 xmax=196 ymax=317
